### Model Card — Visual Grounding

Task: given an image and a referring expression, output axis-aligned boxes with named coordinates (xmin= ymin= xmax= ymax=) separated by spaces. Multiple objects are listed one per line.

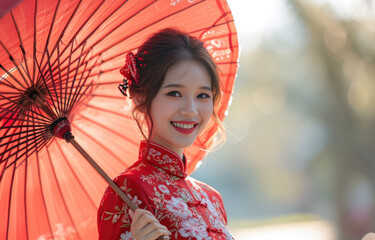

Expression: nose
xmin=180 ymin=98 xmax=198 ymax=117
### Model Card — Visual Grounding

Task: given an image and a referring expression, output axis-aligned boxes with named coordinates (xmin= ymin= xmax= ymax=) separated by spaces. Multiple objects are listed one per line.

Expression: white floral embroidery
xmin=179 ymin=218 xmax=208 ymax=240
xmin=112 ymin=213 xmax=120 ymax=223
xmin=166 ymin=197 xmax=192 ymax=219
xmin=158 ymin=184 xmax=170 ymax=194
xmin=148 ymin=148 xmax=161 ymax=158
xmin=162 ymin=154 xmax=173 ymax=163
xmin=203 ymin=198 xmax=219 ymax=218
xmin=127 ymin=193 xmax=142 ymax=206
xmin=119 ymin=231 xmax=135 ymax=240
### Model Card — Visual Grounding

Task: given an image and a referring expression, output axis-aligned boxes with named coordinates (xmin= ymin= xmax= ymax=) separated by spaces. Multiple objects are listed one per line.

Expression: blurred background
xmin=191 ymin=0 xmax=375 ymax=239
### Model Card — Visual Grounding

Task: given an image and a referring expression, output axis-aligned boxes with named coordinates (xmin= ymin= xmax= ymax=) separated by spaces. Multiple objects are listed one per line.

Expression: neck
xmin=148 ymin=139 xmax=184 ymax=159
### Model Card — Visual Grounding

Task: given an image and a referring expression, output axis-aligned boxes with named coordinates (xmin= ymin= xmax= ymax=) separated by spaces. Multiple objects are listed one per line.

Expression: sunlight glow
xmin=227 ymin=0 xmax=291 ymax=35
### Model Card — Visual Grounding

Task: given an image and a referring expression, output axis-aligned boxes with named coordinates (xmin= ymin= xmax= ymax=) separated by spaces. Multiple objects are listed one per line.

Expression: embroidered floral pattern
xmin=166 ymin=197 xmax=193 ymax=219
xmin=98 ymin=141 xmax=234 ymax=240
xmin=179 ymin=218 xmax=209 ymax=240
xmin=119 ymin=231 xmax=134 ymax=240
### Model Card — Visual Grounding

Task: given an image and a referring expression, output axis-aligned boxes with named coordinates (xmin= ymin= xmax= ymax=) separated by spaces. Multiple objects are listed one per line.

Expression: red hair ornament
xmin=119 ymin=52 xmax=139 ymax=97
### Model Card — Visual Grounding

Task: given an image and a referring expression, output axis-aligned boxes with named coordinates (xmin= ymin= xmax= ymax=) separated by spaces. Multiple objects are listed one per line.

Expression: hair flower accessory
xmin=119 ymin=52 xmax=139 ymax=96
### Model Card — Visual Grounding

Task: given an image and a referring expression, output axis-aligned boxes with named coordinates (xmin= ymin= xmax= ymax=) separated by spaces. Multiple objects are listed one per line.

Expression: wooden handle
xmin=69 ymin=138 xmax=138 ymax=211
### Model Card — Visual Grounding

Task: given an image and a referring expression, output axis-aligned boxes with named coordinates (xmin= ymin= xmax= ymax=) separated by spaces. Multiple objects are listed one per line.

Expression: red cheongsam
xmin=97 ymin=141 xmax=234 ymax=240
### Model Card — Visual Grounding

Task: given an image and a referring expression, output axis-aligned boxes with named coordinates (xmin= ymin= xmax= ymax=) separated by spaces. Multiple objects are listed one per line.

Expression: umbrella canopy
xmin=0 ymin=0 xmax=239 ymax=239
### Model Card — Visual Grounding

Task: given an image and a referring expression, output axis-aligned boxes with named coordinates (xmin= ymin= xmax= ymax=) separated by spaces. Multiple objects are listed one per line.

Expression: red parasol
xmin=0 ymin=0 xmax=239 ymax=239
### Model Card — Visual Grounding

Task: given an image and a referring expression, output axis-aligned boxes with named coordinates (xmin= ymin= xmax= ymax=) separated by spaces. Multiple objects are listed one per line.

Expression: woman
xmin=97 ymin=28 xmax=234 ymax=240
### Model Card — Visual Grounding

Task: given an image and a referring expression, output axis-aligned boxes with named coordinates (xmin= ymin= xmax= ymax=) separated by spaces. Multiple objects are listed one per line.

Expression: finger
xmin=131 ymin=209 xmax=155 ymax=227
xmin=131 ymin=212 xmax=159 ymax=235
xmin=133 ymin=222 xmax=168 ymax=240
xmin=362 ymin=233 xmax=375 ymax=240
xmin=141 ymin=221 xmax=170 ymax=236
xmin=144 ymin=227 xmax=170 ymax=240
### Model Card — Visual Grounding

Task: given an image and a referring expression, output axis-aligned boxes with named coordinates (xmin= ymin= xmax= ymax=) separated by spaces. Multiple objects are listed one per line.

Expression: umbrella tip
xmin=50 ymin=117 xmax=74 ymax=142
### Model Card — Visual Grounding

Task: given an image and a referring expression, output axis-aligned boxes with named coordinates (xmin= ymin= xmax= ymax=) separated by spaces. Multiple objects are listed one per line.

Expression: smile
xmin=171 ymin=121 xmax=198 ymax=134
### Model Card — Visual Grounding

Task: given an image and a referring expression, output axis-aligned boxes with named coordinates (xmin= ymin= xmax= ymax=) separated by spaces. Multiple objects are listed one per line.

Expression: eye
xmin=166 ymin=91 xmax=181 ymax=97
xmin=198 ymin=93 xmax=211 ymax=99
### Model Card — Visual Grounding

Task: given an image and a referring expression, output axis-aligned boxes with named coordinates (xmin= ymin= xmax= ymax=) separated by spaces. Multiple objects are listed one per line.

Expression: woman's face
xmin=150 ymin=59 xmax=213 ymax=157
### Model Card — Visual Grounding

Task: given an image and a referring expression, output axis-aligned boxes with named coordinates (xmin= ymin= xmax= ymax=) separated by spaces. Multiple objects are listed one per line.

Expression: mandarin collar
xmin=139 ymin=141 xmax=187 ymax=178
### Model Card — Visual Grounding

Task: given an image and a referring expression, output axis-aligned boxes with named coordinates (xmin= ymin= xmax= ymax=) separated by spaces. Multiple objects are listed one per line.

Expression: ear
xmin=131 ymin=93 xmax=146 ymax=111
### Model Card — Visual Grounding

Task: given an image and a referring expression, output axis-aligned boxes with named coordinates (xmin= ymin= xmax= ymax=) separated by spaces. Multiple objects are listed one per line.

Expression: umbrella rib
xmin=46 ymin=0 xmax=149 ymax=74
xmin=56 ymin=44 xmax=64 ymax=117
xmin=65 ymin=46 xmax=94 ymax=113
xmin=64 ymin=42 xmax=88 ymax=115
xmin=0 ymin=94 xmax=51 ymax=122
xmin=57 ymin=0 xmax=210 ymax=71
xmin=78 ymin=113 xmax=138 ymax=147
xmin=23 ymin=113 xmax=37 ymax=240
xmin=5 ymin=158 xmax=17 ymax=240
xmin=71 ymin=121 xmax=132 ymax=166
xmin=48 ymin=0 xmax=124 ymax=71
xmin=0 ymin=113 xmax=37 ymax=240
xmin=85 ymin=94 xmax=124 ymax=100
xmin=48 ymin=0 xmax=207 ymax=84
xmin=0 ymin=113 xmax=49 ymax=125
xmin=0 ymin=41 xmax=29 ymax=89
xmin=67 ymin=78 xmax=92 ymax=115
xmin=38 ymin=0 xmax=62 ymax=71
xmin=47 ymin=0 xmax=106 ymax=69
xmin=0 ymin=132 xmax=47 ymax=163
xmin=45 ymin=147 xmax=82 ymax=240
xmin=45 ymin=48 xmax=62 ymax=116
xmin=0 ymin=58 xmax=27 ymax=90
xmin=3 ymin=135 xmax=48 ymax=174
xmin=2 ymin=134 xmax=46 ymax=169
xmin=0 ymin=128 xmax=48 ymax=147
xmin=32 ymin=0 xmax=37 ymax=83
xmin=33 ymin=56 xmax=58 ymax=119
xmin=62 ymin=43 xmax=74 ymax=115
xmin=52 ymin=0 xmax=84 ymax=54
xmin=83 ymin=103 xmax=133 ymax=119
xmin=0 ymin=124 xmax=46 ymax=129
xmin=55 ymin=18 xmax=235 ymax=83
xmin=0 ymin=78 xmax=15 ymax=89
xmin=71 ymin=0 xmax=156 ymax=56
xmin=0 ymin=142 xmax=13 ymax=181
xmin=35 ymin=143 xmax=54 ymax=238
xmin=55 ymin=143 xmax=98 ymax=210
xmin=10 ymin=11 xmax=32 ymax=84
xmin=82 ymin=0 xmax=207 ymax=61
xmin=11 ymin=138 xmax=47 ymax=170
xmin=67 ymin=53 xmax=101 ymax=114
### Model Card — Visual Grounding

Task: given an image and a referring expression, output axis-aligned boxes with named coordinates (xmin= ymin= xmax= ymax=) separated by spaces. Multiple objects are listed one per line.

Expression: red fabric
xmin=98 ymin=141 xmax=234 ymax=240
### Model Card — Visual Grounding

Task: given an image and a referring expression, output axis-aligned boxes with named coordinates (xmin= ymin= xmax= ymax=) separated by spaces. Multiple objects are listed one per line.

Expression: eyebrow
xmin=163 ymin=83 xmax=212 ymax=91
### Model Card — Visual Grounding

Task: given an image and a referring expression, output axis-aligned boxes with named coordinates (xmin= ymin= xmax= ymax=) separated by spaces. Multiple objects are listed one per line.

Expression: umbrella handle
xmin=68 ymin=137 xmax=138 ymax=211
xmin=68 ymin=137 xmax=170 ymax=240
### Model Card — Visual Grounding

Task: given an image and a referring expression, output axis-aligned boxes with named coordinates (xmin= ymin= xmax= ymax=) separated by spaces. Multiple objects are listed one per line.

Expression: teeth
xmin=172 ymin=122 xmax=195 ymax=129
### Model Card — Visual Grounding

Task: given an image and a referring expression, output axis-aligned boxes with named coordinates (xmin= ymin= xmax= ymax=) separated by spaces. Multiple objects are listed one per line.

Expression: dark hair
xmin=129 ymin=28 xmax=224 ymax=150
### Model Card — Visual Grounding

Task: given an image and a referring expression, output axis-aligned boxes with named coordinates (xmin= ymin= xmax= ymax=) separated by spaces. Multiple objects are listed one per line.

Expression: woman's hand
xmin=131 ymin=209 xmax=171 ymax=240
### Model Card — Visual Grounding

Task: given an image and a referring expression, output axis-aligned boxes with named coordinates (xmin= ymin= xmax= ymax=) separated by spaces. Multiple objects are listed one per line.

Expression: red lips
xmin=171 ymin=121 xmax=198 ymax=134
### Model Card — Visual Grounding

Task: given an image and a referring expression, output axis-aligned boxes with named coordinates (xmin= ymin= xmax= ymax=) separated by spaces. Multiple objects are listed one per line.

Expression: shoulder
xmin=100 ymin=161 xmax=151 ymax=207
xmin=187 ymin=177 xmax=222 ymax=199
